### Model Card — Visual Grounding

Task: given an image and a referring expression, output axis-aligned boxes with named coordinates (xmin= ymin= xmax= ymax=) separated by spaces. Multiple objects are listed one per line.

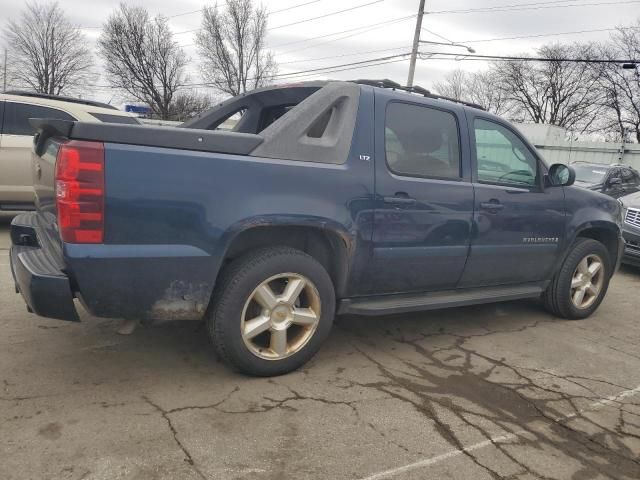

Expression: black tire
xmin=207 ymin=246 xmax=335 ymax=376
xmin=543 ymin=238 xmax=611 ymax=320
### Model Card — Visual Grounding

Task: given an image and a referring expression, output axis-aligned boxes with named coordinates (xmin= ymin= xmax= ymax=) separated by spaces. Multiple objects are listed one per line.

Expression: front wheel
xmin=207 ymin=247 xmax=335 ymax=376
xmin=543 ymin=238 xmax=611 ymax=319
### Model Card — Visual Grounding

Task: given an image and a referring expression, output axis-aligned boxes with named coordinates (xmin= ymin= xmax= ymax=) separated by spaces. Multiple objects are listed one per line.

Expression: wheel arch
xmin=218 ymin=218 xmax=354 ymax=297
xmin=566 ymin=221 xmax=622 ymax=276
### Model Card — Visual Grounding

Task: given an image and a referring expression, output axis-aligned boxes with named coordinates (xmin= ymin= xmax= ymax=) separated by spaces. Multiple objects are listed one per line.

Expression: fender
xmin=553 ymin=219 xmax=622 ymax=278
xmin=210 ymin=214 xmax=358 ymax=294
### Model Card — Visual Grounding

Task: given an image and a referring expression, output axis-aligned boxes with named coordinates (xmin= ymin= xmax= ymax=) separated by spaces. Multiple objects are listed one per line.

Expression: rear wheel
xmin=207 ymin=247 xmax=335 ymax=376
xmin=543 ymin=238 xmax=611 ymax=319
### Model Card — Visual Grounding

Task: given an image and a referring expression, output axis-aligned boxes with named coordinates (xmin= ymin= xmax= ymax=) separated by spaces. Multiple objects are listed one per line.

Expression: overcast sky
xmin=2 ymin=0 xmax=640 ymax=102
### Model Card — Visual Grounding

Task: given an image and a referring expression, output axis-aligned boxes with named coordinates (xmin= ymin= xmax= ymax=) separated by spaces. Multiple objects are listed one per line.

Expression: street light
xmin=419 ymin=40 xmax=476 ymax=54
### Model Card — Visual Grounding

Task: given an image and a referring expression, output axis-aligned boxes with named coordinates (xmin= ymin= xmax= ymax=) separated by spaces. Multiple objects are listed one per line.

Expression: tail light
xmin=55 ymin=140 xmax=105 ymax=243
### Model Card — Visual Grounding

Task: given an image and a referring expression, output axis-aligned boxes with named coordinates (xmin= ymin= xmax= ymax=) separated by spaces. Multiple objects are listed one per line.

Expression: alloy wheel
xmin=570 ymin=254 xmax=604 ymax=310
xmin=240 ymin=273 xmax=321 ymax=360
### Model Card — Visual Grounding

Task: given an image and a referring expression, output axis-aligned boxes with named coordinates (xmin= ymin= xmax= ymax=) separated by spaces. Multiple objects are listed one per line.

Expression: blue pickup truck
xmin=10 ymin=80 xmax=624 ymax=376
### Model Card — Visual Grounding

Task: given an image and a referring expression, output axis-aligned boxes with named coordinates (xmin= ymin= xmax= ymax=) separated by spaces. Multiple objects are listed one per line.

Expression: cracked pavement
xmin=1 ymin=215 xmax=639 ymax=480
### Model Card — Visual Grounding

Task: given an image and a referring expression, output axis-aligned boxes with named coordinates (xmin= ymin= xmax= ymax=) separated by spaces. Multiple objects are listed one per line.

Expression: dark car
xmin=10 ymin=80 xmax=625 ymax=376
xmin=620 ymin=191 xmax=640 ymax=266
xmin=572 ymin=162 xmax=640 ymax=199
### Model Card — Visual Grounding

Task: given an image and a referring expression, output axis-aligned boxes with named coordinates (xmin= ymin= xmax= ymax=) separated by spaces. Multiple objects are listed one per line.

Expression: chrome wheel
xmin=570 ymin=254 xmax=604 ymax=310
xmin=241 ymin=273 xmax=321 ymax=361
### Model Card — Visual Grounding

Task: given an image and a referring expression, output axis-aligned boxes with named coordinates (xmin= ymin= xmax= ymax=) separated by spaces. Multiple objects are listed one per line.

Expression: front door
xmin=367 ymin=95 xmax=474 ymax=295
xmin=459 ymin=115 xmax=566 ymax=288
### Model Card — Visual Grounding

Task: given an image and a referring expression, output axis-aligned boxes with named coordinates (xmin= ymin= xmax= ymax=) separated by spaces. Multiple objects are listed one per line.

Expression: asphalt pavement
xmin=1 ymin=214 xmax=639 ymax=480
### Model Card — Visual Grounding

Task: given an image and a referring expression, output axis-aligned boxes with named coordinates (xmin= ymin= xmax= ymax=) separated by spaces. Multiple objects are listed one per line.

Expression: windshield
xmin=572 ymin=165 xmax=607 ymax=184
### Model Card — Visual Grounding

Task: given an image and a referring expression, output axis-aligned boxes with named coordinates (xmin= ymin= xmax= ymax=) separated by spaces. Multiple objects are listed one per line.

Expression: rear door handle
xmin=479 ymin=201 xmax=504 ymax=212
xmin=384 ymin=193 xmax=416 ymax=206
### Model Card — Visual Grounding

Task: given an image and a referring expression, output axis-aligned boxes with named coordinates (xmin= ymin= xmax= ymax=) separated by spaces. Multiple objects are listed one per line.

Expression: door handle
xmin=479 ymin=201 xmax=504 ymax=212
xmin=384 ymin=193 xmax=416 ymax=206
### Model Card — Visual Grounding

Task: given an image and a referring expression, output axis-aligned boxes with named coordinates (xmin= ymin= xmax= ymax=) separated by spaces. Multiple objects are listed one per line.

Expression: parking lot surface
xmin=1 ymin=214 xmax=639 ymax=480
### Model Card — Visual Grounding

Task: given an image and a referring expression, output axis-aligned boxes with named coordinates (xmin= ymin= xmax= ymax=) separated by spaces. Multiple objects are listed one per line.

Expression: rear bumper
xmin=9 ymin=213 xmax=79 ymax=321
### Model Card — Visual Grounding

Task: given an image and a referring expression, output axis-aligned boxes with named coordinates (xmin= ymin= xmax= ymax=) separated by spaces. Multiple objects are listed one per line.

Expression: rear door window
xmin=3 ymin=102 xmax=76 ymax=136
xmin=385 ymin=102 xmax=461 ymax=180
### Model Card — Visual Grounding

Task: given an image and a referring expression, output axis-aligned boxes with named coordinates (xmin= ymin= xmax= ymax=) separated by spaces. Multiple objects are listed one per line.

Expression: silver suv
xmin=0 ymin=91 xmax=140 ymax=210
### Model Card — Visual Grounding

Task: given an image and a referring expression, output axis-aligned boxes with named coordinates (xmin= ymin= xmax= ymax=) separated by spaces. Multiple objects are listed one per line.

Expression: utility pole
xmin=407 ymin=0 xmax=426 ymax=87
xmin=2 ymin=48 xmax=7 ymax=93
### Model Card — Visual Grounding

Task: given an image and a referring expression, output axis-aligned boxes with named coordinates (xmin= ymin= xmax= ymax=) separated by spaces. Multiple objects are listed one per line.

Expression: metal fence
xmin=533 ymin=140 xmax=640 ymax=169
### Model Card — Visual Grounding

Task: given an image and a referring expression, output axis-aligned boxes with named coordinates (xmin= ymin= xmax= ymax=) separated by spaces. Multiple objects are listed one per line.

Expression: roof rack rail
xmin=4 ymin=91 xmax=118 ymax=111
xmin=351 ymin=78 xmax=486 ymax=111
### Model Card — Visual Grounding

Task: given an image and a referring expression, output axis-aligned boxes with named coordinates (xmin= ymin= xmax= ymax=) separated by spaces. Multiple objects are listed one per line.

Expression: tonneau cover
xmin=29 ymin=118 xmax=263 ymax=156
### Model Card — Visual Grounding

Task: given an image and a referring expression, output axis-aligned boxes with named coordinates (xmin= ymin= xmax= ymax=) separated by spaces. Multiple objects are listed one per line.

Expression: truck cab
xmin=10 ymin=80 xmax=624 ymax=376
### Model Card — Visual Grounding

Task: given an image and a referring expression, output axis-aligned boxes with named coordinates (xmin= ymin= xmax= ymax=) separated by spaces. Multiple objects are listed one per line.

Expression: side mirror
xmin=608 ymin=177 xmax=623 ymax=187
xmin=548 ymin=163 xmax=575 ymax=187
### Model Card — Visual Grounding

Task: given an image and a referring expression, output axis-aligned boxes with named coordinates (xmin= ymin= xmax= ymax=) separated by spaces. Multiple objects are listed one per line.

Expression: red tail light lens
xmin=55 ymin=140 xmax=105 ymax=243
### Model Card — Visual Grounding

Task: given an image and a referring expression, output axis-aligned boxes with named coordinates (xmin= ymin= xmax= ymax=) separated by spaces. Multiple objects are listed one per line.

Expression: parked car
xmin=572 ymin=161 xmax=640 ymax=199
xmin=619 ymin=191 xmax=640 ymax=266
xmin=0 ymin=91 xmax=140 ymax=211
xmin=10 ymin=80 xmax=624 ymax=376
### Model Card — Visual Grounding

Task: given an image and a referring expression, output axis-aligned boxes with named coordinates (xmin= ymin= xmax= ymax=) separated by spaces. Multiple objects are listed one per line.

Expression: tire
xmin=543 ymin=238 xmax=611 ymax=320
xmin=207 ymin=246 xmax=335 ymax=376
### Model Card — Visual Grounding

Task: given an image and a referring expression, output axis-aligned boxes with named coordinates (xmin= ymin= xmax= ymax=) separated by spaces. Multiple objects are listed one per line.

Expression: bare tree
xmin=196 ymin=0 xmax=277 ymax=96
xmin=433 ymin=69 xmax=467 ymax=100
xmin=168 ymin=91 xmax=215 ymax=121
xmin=595 ymin=22 xmax=640 ymax=142
xmin=465 ymin=71 xmax=511 ymax=116
xmin=492 ymin=44 xmax=603 ymax=134
xmin=3 ymin=2 xmax=94 ymax=95
xmin=99 ymin=4 xmax=188 ymax=120
xmin=433 ymin=69 xmax=510 ymax=115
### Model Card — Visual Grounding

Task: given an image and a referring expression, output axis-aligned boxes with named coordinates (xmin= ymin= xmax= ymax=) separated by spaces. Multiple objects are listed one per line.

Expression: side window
xmin=607 ymin=168 xmax=621 ymax=184
xmin=474 ymin=119 xmax=538 ymax=187
xmin=3 ymin=102 xmax=75 ymax=136
xmin=385 ymin=102 xmax=461 ymax=180
xmin=620 ymin=168 xmax=636 ymax=184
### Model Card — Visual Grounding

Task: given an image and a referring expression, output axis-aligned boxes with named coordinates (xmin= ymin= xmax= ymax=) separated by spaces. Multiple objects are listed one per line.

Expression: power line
xmin=92 ymin=52 xmax=412 ymax=89
xmin=426 ymin=0 xmax=593 ymax=15
xmin=277 ymin=16 xmax=414 ymax=54
xmin=461 ymin=27 xmax=620 ymax=44
xmin=267 ymin=52 xmax=411 ymax=79
xmin=421 ymin=27 xmax=454 ymax=44
xmin=428 ymin=0 xmax=640 ymax=15
xmin=269 ymin=57 xmax=410 ymax=81
xmin=271 ymin=0 xmax=323 ymax=14
xmin=422 ymin=25 xmax=634 ymax=46
xmin=278 ymin=45 xmax=411 ymax=65
xmin=269 ymin=14 xmax=414 ymax=49
xmin=418 ymin=50 xmax=640 ymax=63
xmin=270 ymin=0 xmax=385 ymax=30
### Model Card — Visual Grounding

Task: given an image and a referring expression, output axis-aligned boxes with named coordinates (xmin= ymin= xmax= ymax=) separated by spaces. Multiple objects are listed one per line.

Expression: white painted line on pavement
xmin=357 ymin=384 xmax=640 ymax=480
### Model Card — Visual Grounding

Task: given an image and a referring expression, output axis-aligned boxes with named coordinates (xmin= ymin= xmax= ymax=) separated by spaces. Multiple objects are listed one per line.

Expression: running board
xmin=338 ymin=284 xmax=545 ymax=316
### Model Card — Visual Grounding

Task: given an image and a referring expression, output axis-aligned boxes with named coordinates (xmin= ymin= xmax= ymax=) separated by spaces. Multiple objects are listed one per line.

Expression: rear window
xmin=3 ymin=102 xmax=75 ymax=135
xmin=89 ymin=113 xmax=141 ymax=125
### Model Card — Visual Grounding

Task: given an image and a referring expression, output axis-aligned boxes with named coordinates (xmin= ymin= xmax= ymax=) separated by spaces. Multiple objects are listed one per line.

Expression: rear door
xmin=367 ymin=92 xmax=474 ymax=294
xmin=0 ymin=101 xmax=75 ymax=207
xmin=458 ymin=114 xmax=566 ymax=287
